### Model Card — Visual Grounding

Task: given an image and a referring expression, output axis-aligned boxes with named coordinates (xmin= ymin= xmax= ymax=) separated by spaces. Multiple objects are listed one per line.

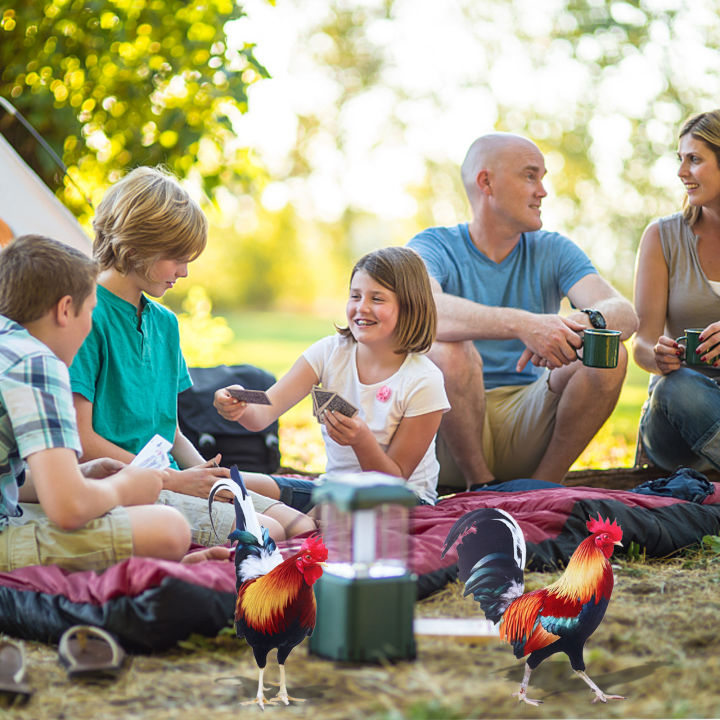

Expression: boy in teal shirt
xmin=70 ymin=167 xmax=315 ymax=543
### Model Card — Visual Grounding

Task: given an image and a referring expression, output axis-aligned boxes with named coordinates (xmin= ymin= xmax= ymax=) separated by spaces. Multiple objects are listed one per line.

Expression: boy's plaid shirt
xmin=0 ymin=315 xmax=81 ymax=526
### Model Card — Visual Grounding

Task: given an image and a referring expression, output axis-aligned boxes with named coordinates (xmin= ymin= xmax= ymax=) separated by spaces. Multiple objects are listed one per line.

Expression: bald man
xmin=408 ymin=133 xmax=638 ymax=490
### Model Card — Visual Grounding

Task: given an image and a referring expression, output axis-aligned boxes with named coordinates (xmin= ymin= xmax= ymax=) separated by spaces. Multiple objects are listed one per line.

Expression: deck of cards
xmin=227 ymin=387 xmax=272 ymax=405
xmin=311 ymin=385 xmax=358 ymax=423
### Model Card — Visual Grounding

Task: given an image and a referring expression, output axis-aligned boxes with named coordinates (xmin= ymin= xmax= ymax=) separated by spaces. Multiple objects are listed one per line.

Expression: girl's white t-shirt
xmin=302 ymin=334 xmax=450 ymax=504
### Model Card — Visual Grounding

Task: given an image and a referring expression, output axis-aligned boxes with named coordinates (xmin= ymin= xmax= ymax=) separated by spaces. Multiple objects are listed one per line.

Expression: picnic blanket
xmin=1 ymin=483 xmax=719 ymax=651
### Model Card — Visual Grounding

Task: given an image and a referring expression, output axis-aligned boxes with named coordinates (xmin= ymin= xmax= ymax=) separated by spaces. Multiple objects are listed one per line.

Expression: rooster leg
xmin=269 ymin=664 xmax=305 ymax=706
xmin=241 ymin=667 xmax=270 ymax=710
xmin=512 ymin=663 xmax=542 ymax=706
xmin=574 ymin=670 xmax=625 ymax=703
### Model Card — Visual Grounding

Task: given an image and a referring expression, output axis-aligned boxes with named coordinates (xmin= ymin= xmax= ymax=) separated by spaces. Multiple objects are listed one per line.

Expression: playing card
xmin=227 ymin=387 xmax=272 ymax=405
xmin=131 ymin=434 xmax=172 ymax=470
xmin=323 ymin=392 xmax=358 ymax=418
xmin=311 ymin=386 xmax=335 ymax=416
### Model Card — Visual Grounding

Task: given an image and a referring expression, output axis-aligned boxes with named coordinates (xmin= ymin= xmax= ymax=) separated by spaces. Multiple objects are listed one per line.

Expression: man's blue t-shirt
xmin=408 ymin=223 xmax=596 ymax=389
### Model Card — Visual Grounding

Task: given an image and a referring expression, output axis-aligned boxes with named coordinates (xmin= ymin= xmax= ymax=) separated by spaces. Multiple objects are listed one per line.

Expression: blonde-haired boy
xmin=70 ymin=167 xmax=314 ymax=543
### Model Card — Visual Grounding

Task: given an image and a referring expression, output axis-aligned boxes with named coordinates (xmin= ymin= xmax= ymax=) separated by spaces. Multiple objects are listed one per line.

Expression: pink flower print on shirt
xmin=376 ymin=385 xmax=392 ymax=402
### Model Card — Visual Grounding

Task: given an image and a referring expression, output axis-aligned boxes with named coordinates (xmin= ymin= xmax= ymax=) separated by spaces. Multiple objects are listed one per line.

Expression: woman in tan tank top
xmin=632 ymin=109 xmax=720 ymax=472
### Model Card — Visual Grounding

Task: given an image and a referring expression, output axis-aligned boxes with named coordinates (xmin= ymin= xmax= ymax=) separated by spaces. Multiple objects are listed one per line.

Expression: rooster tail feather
xmin=443 ymin=508 xmax=526 ymax=624
xmin=261 ymin=526 xmax=277 ymax=556
xmin=209 ymin=468 xmax=282 ymax=587
xmin=230 ymin=465 xmax=263 ymax=540
xmin=208 ymin=466 xmax=264 ymax=542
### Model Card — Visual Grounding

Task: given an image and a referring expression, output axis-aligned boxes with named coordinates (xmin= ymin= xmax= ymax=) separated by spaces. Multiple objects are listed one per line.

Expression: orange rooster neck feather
xmin=547 ymin=536 xmax=614 ymax=603
xmin=236 ymin=553 xmax=316 ymax=634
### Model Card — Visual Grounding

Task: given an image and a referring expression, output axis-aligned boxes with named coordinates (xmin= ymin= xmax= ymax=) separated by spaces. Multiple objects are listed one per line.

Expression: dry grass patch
xmin=3 ymin=554 xmax=720 ymax=720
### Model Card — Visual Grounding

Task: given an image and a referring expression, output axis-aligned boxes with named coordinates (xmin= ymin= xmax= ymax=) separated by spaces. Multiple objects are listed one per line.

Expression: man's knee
xmin=605 ymin=341 xmax=628 ymax=387
xmin=428 ymin=340 xmax=482 ymax=383
xmin=576 ymin=342 xmax=627 ymax=392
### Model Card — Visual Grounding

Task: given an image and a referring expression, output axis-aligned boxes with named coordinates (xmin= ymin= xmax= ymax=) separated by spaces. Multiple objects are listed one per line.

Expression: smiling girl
xmin=214 ymin=246 xmax=450 ymax=508
xmin=69 ymin=167 xmax=313 ymax=545
xmin=632 ymin=110 xmax=720 ymax=471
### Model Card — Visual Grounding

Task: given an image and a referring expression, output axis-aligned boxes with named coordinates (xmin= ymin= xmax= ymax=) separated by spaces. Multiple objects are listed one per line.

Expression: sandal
xmin=0 ymin=638 xmax=32 ymax=701
xmin=58 ymin=626 xmax=125 ymax=679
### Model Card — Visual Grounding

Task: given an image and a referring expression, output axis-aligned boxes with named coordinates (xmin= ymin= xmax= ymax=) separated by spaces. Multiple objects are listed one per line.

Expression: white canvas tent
xmin=0 ymin=131 xmax=91 ymax=254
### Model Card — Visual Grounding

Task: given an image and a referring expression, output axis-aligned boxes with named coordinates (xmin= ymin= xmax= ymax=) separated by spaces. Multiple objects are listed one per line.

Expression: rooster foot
xmin=241 ymin=695 xmax=270 ymax=711
xmin=591 ymin=691 xmax=626 ymax=704
xmin=512 ymin=689 xmax=542 ymax=706
xmin=574 ymin=670 xmax=625 ymax=704
xmin=269 ymin=692 xmax=306 ymax=706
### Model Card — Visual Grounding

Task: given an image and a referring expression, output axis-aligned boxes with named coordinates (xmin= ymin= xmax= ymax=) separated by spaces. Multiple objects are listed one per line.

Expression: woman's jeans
xmin=640 ymin=367 xmax=720 ymax=472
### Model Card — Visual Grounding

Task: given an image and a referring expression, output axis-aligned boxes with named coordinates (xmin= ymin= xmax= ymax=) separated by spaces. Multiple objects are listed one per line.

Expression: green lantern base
xmin=310 ymin=572 xmax=417 ymax=663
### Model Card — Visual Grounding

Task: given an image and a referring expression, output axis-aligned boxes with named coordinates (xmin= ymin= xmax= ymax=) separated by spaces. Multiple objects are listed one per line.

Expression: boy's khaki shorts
xmin=159 ymin=488 xmax=281 ymax=546
xmin=1 ymin=505 xmax=133 ymax=573
xmin=2 ymin=488 xmax=274 ymax=573
xmin=155 ymin=489 xmax=235 ymax=547
xmin=437 ymin=372 xmax=560 ymax=487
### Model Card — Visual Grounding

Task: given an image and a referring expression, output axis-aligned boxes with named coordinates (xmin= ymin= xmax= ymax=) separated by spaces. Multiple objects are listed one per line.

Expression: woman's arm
xmin=631 ymin=221 xmax=680 ymax=375
xmin=214 ymin=356 xmax=319 ymax=430
xmin=323 ymin=409 xmax=445 ymax=479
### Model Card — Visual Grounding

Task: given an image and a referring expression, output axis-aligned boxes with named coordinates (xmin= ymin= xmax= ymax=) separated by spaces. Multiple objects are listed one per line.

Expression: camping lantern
xmin=309 ymin=472 xmax=417 ymax=662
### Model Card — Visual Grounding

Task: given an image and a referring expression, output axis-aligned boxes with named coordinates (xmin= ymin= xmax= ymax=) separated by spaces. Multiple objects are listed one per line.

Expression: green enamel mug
xmin=676 ymin=328 xmax=711 ymax=367
xmin=581 ymin=329 xmax=621 ymax=369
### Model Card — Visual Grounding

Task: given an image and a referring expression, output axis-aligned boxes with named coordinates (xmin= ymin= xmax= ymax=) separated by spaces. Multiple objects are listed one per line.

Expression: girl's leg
xmin=257 ymin=512 xmax=287 ymax=543
xmin=242 ymin=471 xmax=282 ymax=500
xmin=242 ymin=471 xmax=317 ymax=513
xmin=263 ymin=503 xmax=317 ymax=539
xmin=641 ymin=368 xmax=720 ymax=471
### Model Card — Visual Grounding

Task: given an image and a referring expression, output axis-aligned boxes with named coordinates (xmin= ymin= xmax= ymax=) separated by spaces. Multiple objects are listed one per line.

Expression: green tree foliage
xmin=0 ymin=0 xmax=270 ymax=221
xmin=4 ymin=0 xmax=720 ymax=310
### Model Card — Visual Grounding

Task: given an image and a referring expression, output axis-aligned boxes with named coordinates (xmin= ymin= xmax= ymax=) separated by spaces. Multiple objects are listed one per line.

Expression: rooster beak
xmin=319 ymin=562 xmax=329 ymax=568
xmin=614 ymin=541 xmax=623 ymax=547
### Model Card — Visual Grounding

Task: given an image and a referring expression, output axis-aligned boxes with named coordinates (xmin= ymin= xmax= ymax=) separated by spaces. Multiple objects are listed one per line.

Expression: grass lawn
xmin=219 ymin=311 xmax=650 ymax=473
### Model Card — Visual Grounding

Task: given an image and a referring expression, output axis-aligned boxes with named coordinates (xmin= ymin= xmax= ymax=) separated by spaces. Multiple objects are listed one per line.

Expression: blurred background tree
xmin=3 ymin=0 xmax=720 ymax=311
xmin=0 ymin=0 xmax=270 ymax=224
xmin=183 ymin=0 xmax=720 ymax=310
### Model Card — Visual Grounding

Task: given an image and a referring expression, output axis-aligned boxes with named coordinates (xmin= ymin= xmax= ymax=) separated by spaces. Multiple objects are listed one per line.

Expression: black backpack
xmin=178 ymin=364 xmax=281 ymax=473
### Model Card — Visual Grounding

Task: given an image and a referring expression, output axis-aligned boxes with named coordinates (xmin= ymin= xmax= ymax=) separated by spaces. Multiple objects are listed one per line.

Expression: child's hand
xmin=80 ymin=457 xmax=126 ymax=479
xmin=214 ymin=385 xmax=249 ymax=422
xmin=113 ymin=465 xmax=165 ymax=506
xmin=323 ymin=410 xmax=372 ymax=448
xmin=181 ymin=545 xmax=233 ymax=564
xmin=163 ymin=456 xmax=231 ymax=498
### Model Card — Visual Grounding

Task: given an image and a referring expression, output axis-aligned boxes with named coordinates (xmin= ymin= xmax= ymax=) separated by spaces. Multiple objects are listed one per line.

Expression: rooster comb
xmin=300 ymin=534 xmax=328 ymax=561
xmin=586 ymin=514 xmax=623 ymax=541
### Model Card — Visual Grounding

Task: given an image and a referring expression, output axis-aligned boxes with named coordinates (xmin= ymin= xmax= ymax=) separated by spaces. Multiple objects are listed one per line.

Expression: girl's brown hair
xmin=92 ymin=166 xmax=207 ymax=276
xmin=337 ymin=246 xmax=437 ymax=354
xmin=679 ymin=110 xmax=720 ymax=227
